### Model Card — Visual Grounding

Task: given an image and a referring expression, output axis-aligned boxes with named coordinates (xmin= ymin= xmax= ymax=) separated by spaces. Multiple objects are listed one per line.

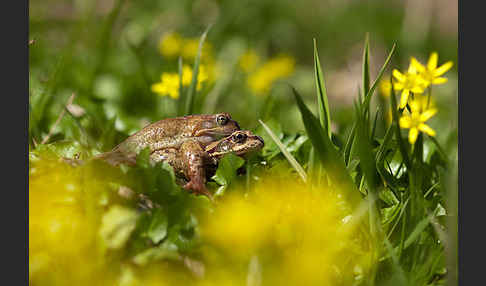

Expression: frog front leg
xmin=150 ymin=142 xmax=213 ymax=199
xmin=177 ymin=140 xmax=213 ymax=199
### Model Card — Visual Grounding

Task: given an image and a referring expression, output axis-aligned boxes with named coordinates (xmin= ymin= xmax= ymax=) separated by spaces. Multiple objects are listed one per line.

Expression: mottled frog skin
xmin=96 ymin=113 xmax=240 ymax=165
xmin=150 ymin=130 xmax=264 ymax=197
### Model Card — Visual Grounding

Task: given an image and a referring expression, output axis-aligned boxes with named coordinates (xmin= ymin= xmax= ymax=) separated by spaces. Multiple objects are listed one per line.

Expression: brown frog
xmin=150 ymin=130 xmax=264 ymax=198
xmin=96 ymin=113 xmax=240 ymax=166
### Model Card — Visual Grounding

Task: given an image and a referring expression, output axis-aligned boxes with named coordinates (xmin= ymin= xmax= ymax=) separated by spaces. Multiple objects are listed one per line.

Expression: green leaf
xmin=99 ymin=205 xmax=139 ymax=250
xmin=211 ymin=153 xmax=245 ymax=195
xmin=132 ymin=241 xmax=180 ymax=266
xmin=313 ymin=38 xmax=332 ymax=139
xmin=135 ymin=147 xmax=152 ymax=168
xmin=259 ymin=119 xmax=307 ymax=183
xmin=145 ymin=207 xmax=169 ymax=244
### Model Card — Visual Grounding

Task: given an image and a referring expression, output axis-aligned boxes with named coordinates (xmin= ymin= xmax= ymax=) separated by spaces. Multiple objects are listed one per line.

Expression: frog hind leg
xmin=178 ymin=141 xmax=213 ymax=200
xmin=93 ymin=150 xmax=137 ymax=166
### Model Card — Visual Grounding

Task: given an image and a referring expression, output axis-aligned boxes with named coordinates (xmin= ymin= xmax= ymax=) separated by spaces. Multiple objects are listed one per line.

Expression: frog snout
xmin=256 ymin=136 xmax=264 ymax=146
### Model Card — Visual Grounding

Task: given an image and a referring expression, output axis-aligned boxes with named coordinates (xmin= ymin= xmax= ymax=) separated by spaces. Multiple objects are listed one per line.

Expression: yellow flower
xmin=151 ymin=73 xmax=180 ymax=99
xmin=151 ymin=65 xmax=208 ymax=99
xmin=247 ymin=54 xmax=295 ymax=94
xmin=200 ymin=176 xmax=374 ymax=285
xmin=239 ymin=49 xmax=260 ymax=72
xmin=158 ymin=32 xmax=214 ymax=64
xmin=410 ymin=52 xmax=453 ymax=86
xmin=181 ymin=38 xmax=213 ymax=62
xmin=393 ymin=64 xmax=428 ymax=109
xmin=399 ymin=99 xmax=437 ymax=144
xmin=158 ymin=32 xmax=183 ymax=58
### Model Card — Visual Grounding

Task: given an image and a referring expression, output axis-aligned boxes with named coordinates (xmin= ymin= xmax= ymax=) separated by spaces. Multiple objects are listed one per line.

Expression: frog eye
xmin=216 ymin=114 xmax=229 ymax=126
xmin=232 ymin=132 xmax=247 ymax=143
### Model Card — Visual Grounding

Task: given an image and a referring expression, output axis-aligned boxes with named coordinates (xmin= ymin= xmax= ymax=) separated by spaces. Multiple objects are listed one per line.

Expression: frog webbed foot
xmin=183 ymin=181 xmax=214 ymax=201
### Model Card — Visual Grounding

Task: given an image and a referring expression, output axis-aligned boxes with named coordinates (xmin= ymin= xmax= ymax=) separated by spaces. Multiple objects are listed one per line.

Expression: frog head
xmin=205 ymin=130 xmax=264 ymax=158
xmin=193 ymin=113 xmax=241 ymax=138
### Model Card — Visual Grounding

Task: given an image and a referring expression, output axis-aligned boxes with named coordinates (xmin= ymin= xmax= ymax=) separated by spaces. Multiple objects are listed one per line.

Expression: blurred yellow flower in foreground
xmin=29 ymin=156 xmax=127 ymax=285
xmin=151 ymin=65 xmax=208 ymax=99
xmin=200 ymin=177 xmax=375 ymax=285
xmin=399 ymin=98 xmax=438 ymax=144
xmin=410 ymin=52 xmax=453 ymax=86
xmin=393 ymin=64 xmax=428 ymax=109
xmin=29 ymin=156 xmax=375 ymax=286
xmin=247 ymin=54 xmax=295 ymax=94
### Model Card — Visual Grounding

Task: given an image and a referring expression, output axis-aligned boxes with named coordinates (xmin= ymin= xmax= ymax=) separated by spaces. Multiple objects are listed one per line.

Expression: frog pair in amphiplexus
xmin=97 ymin=113 xmax=264 ymax=197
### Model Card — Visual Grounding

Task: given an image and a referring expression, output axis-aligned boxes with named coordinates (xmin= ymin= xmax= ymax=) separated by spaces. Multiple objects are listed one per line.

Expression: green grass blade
xmin=370 ymin=107 xmax=379 ymax=139
xmin=389 ymin=75 xmax=411 ymax=169
xmin=354 ymin=103 xmax=379 ymax=193
xmin=291 ymin=85 xmax=334 ymax=163
xmin=375 ymin=124 xmax=400 ymax=189
xmin=362 ymin=33 xmax=370 ymax=104
xmin=313 ymin=38 xmax=332 ymax=139
xmin=363 ymin=43 xmax=397 ymax=109
xmin=403 ymin=215 xmax=432 ymax=250
xmin=290 ymin=85 xmax=359 ymax=199
xmin=343 ymin=122 xmax=357 ymax=166
xmin=177 ymin=57 xmax=184 ymax=116
xmin=258 ymin=119 xmax=307 ymax=183
xmin=185 ymin=25 xmax=211 ymax=115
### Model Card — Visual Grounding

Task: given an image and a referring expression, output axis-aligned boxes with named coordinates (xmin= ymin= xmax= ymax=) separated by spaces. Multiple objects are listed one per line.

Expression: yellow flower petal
xmin=432 ymin=77 xmax=448 ymax=85
xmin=393 ymin=69 xmax=406 ymax=82
xmin=411 ymin=86 xmax=425 ymax=94
xmin=427 ymin=52 xmax=438 ymax=70
xmin=409 ymin=100 xmax=421 ymax=113
xmin=399 ymin=89 xmax=410 ymax=108
xmin=408 ymin=128 xmax=419 ymax=144
xmin=151 ymin=83 xmax=165 ymax=93
xmin=411 ymin=57 xmax=425 ymax=72
xmin=419 ymin=108 xmax=437 ymax=122
xmin=399 ymin=116 xmax=412 ymax=128
xmin=394 ymin=82 xmax=404 ymax=90
xmin=407 ymin=63 xmax=417 ymax=74
xmin=418 ymin=123 xmax=436 ymax=137
xmin=434 ymin=61 xmax=453 ymax=77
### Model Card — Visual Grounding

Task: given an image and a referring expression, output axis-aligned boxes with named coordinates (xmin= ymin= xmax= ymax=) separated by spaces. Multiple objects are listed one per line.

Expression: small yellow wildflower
xmin=158 ymin=32 xmax=214 ymax=63
xmin=247 ymin=54 xmax=295 ymax=94
xmin=239 ymin=49 xmax=260 ymax=72
xmin=151 ymin=65 xmax=208 ymax=99
xmin=151 ymin=73 xmax=180 ymax=99
xmin=181 ymin=38 xmax=213 ymax=62
xmin=399 ymin=99 xmax=437 ymax=144
xmin=158 ymin=32 xmax=183 ymax=58
xmin=393 ymin=63 xmax=428 ymax=109
xmin=410 ymin=52 xmax=453 ymax=86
